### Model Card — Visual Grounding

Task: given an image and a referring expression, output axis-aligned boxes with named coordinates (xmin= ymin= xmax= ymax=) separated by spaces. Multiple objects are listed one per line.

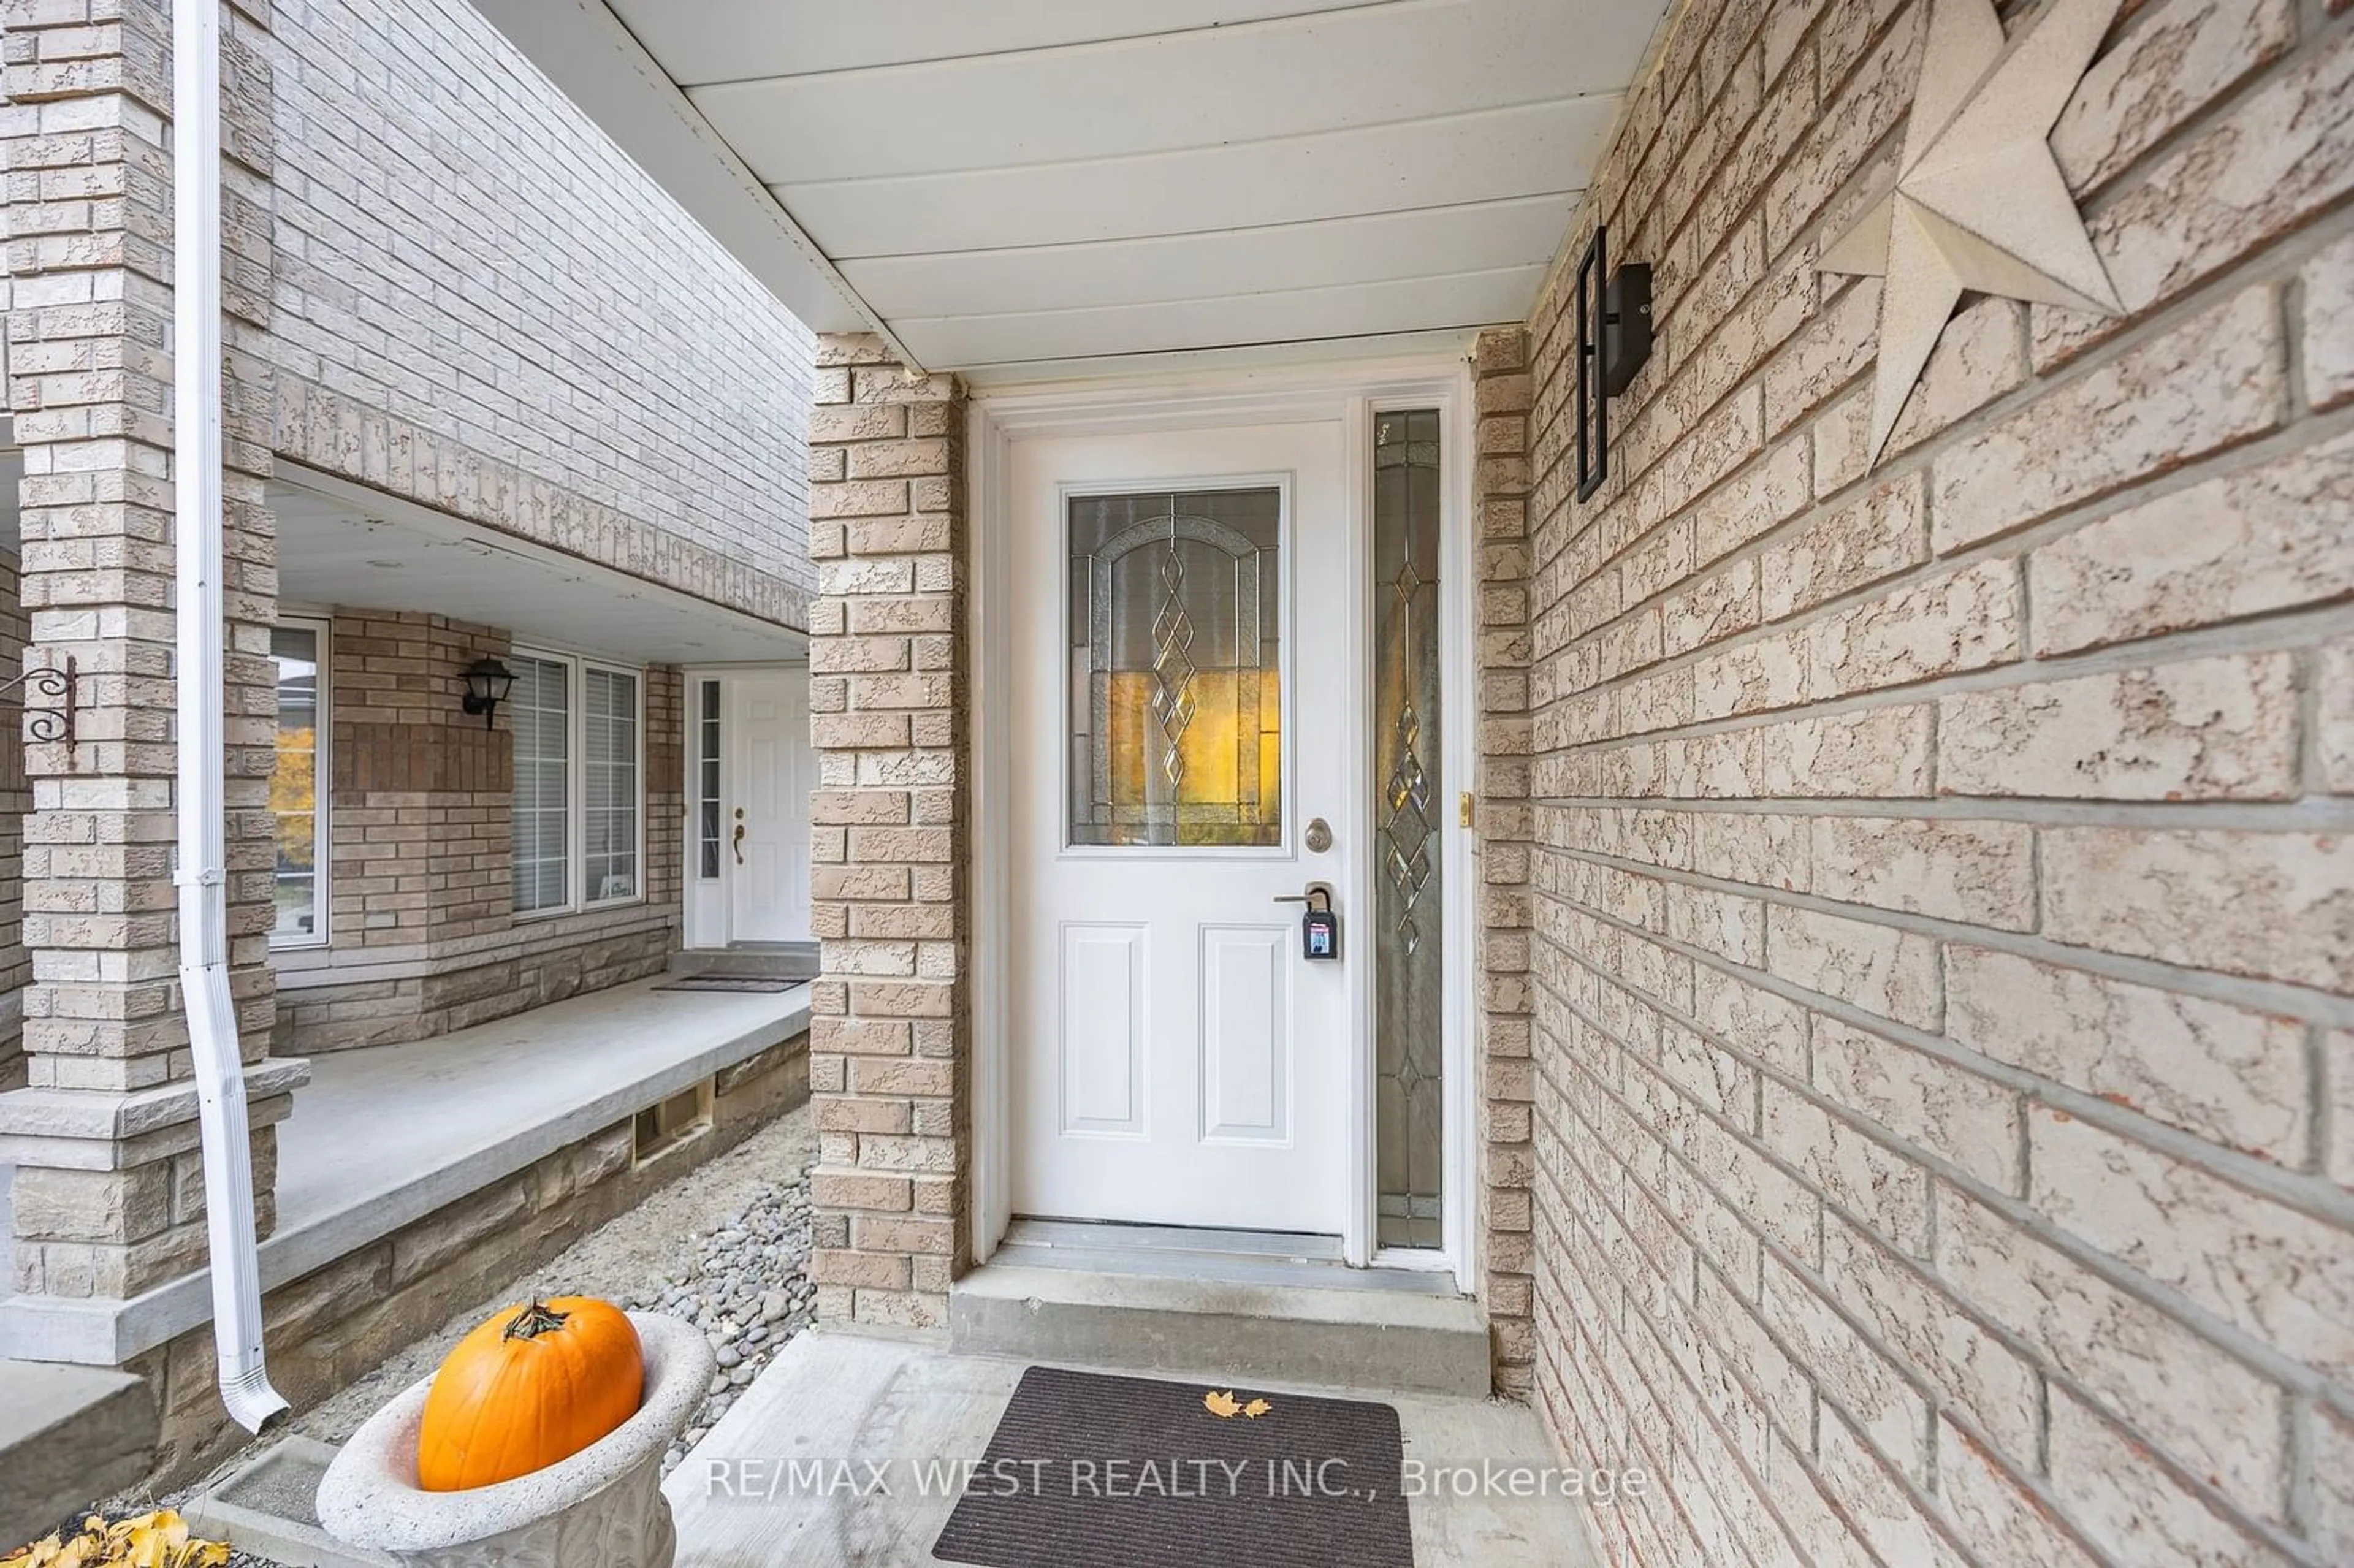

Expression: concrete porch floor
xmin=665 ymin=1330 xmax=1601 ymax=1567
xmin=0 ymin=976 xmax=812 ymax=1364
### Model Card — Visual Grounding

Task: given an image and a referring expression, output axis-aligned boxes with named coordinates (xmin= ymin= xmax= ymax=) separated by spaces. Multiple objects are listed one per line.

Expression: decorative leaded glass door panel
xmin=1067 ymin=487 xmax=1284 ymax=849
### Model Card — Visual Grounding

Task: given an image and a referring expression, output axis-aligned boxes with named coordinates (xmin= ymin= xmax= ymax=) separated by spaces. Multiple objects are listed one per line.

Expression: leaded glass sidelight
xmin=1375 ymin=410 xmax=1444 ymax=1249
xmin=1068 ymin=487 xmax=1283 ymax=848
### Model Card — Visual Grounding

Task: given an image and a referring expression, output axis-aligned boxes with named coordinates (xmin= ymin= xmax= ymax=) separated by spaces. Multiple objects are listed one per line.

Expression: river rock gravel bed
xmin=634 ymin=1155 xmax=818 ymax=1472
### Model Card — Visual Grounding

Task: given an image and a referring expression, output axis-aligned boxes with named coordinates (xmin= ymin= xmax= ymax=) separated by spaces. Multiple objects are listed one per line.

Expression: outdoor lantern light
xmin=1574 ymin=223 xmax=1655 ymax=503
xmin=461 ymin=657 xmax=516 ymax=729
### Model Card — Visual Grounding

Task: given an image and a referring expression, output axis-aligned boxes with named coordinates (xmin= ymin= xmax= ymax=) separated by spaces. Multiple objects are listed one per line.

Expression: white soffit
xmin=272 ymin=470 xmax=807 ymax=666
xmin=470 ymin=0 xmax=1672 ymax=374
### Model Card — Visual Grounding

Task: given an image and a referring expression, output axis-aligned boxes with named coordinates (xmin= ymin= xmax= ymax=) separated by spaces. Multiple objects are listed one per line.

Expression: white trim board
xmin=967 ymin=351 xmax=1480 ymax=1293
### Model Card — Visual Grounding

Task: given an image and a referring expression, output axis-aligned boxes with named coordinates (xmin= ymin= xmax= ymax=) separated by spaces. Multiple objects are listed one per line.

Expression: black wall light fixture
xmin=461 ymin=656 xmax=516 ymax=729
xmin=1574 ymin=224 xmax=1655 ymax=503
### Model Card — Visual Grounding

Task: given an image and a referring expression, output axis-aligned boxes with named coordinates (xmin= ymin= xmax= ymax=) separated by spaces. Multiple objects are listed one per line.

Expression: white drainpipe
xmin=174 ymin=0 xmax=289 ymax=1434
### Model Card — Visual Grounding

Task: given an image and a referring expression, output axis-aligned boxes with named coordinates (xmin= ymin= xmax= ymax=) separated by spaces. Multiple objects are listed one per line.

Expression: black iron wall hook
xmin=0 ymin=655 xmax=77 ymax=759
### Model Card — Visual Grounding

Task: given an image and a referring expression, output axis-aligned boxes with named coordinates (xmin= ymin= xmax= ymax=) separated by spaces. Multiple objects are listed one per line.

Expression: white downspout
xmin=174 ymin=0 xmax=289 ymax=1434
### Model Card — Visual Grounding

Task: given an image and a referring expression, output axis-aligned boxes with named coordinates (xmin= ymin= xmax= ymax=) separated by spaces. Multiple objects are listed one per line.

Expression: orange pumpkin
xmin=416 ymin=1296 xmax=644 ymax=1491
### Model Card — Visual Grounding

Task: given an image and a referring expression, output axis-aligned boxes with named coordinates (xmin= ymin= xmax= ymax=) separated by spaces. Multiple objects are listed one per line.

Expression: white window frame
xmin=509 ymin=644 xmax=648 ymax=921
xmin=267 ymin=615 xmax=333 ymax=951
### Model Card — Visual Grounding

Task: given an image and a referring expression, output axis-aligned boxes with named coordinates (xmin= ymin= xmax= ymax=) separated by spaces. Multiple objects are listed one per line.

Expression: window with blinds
xmin=510 ymin=653 xmax=571 ymax=913
xmin=585 ymin=667 xmax=639 ymax=903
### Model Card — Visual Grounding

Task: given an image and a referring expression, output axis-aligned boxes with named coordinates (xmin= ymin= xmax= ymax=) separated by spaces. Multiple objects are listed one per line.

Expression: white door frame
xmin=680 ymin=663 xmax=813 ymax=950
xmin=969 ymin=352 xmax=1479 ymax=1290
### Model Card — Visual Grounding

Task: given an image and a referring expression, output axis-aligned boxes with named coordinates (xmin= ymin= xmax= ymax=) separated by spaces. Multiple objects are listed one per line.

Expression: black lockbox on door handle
xmin=1276 ymin=884 xmax=1340 ymax=962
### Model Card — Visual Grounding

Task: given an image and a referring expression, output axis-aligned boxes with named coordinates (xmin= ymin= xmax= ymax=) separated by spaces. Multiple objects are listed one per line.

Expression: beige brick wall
xmin=802 ymin=333 xmax=970 ymax=1333
xmin=1471 ymin=327 xmax=1539 ymax=1395
xmin=1517 ymin=2 xmax=2354 ymax=1566
xmin=273 ymin=609 xmax=685 ymax=1052
xmin=261 ymin=0 xmax=815 ymax=606
xmin=2 ymin=0 xmax=294 ymax=1300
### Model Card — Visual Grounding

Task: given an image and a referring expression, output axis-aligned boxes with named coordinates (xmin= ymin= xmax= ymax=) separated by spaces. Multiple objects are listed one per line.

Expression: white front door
xmin=728 ymin=669 xmax=812 ymax=943
xmin=1009 ymin=421 xmax=1351 ymax=1235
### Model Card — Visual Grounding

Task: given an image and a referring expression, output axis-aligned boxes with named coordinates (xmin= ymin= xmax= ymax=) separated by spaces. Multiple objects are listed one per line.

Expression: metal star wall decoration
xmin=1821 ymin=0 xmax=2124 ymax=466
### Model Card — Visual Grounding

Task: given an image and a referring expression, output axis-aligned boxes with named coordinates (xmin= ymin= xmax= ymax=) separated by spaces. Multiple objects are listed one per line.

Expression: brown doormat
xmin=651 ymin=975 xmax=797 ymax=993
xmin=932 ymin=1366 xmax=1412 ymax=1567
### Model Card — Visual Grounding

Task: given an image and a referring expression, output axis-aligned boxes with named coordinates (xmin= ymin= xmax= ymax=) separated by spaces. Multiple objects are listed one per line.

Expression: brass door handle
xmin=733 ymin=821 xmax=745 ymax=865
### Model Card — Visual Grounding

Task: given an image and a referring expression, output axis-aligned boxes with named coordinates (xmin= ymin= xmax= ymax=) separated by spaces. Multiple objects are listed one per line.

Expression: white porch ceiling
xmin=273 ymin=469 xmax=807 ymax=666
xmin=0 ymin=453 xmax=802 ymax=664
xmin=468 ymin=0 xmax=1672 ymax=376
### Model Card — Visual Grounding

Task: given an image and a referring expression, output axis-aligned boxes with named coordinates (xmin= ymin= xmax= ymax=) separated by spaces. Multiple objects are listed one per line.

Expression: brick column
xmin=0 ymin=0 xmax=298 ymax=1303
xmin=1471 ymin=327 xmax=1537 ymax=1396
xmin=802 ymin=333 xmax=969 ymax=1332
xmin=0 ymin=555 xmax=31 ymax=1089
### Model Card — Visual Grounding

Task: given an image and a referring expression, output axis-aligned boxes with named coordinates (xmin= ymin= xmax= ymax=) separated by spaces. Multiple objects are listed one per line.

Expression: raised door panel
xmin=1200 ymin=924 xmax=1290 ymax=1144
xmin=1061 ymin=924 xmax=1146 ymax=1137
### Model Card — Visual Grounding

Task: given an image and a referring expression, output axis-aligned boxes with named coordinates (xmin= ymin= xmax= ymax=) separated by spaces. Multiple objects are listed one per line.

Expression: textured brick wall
xmin=259 ymin=0 xmax=815 ymax=605
xmin=802 ymin=333 xmax=970 ymax=1333
xmin=1 ymin=0 xmax=293 ymax=1298
xmin=1471 ymin=327 xmax=1539 ymax=1395
xmin=327 ymin=612 xmax=512 ymax=954
xmin=0 ymin=555 xmax=29 ymax=1089
xmin=1518 ymin=2 xmax=2353 ymax=1566
xmin=272 ymin=609 xmax=684 ymax=1053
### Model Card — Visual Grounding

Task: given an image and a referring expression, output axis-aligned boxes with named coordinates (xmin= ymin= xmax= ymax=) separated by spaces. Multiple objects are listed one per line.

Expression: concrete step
xmin=0 ymin=1361 xmax=158 ymax=1550
xmin=950 ymin=1228 xmax=1488 ymax=1398
xmin=666 ymin=942 xmax=820 ymax=981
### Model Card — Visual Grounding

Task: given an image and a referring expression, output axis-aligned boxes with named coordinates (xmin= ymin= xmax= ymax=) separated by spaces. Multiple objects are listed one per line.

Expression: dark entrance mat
xmin=932 ymin=1366 xmax=1413 ymax=1567
xmin=651 ymin=975 xmax=798 ymax=993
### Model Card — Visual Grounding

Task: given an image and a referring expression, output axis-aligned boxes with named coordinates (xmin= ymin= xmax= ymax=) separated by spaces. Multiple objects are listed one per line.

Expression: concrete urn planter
xmin=316 ymin=1312 xmax=713 ymax=1568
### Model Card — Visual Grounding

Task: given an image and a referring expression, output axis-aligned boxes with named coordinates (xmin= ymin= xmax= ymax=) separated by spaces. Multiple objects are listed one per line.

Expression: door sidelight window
xmin=1374 ymin=409 xmax=1445 ymax=1249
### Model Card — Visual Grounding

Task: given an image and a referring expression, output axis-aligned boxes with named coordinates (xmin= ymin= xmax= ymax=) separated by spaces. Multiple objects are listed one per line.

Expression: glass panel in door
xmin=1067 ymin=487 xmax=1283 ymax=848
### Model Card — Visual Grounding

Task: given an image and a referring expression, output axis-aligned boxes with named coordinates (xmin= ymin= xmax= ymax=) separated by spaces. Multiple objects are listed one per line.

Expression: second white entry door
xmin=729 ymin=669 xmax=812 ymax=943
xmin=1009 ymin=419 xmax=1352 ymax=1235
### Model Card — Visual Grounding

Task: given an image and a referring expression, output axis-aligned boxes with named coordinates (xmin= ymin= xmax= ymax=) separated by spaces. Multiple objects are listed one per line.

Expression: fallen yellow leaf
xmin=3 ymin=1512 xmax=225 ymax=1568
xmin=1203 ymin=1389 xmax=1242 ymax=1419
xmin=1242 ymin=1398 xmax=1273 ymax=1418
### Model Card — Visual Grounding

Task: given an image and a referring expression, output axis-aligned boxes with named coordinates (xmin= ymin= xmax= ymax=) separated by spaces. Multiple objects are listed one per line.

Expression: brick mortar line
xmin=1531 ymin=1027 xmax=2326 ymax=1562
xmin=1547 ymin=1158 xmax=2252 ymax=1568
xmin=1537 ymin=1093 xmax=2010 ymax=1564
xmin=1533 ymin=1179 xmax=1914 ymax=1568
xmin=1535 ymin=793 xmax=2354 ymax=831
xmin=1523 ymin=1235 xmax=1791 ymax=1568
xmin=1540 ymin=873 xmax=2353 ymax=1229
xmin=1538 ymin=838 xmax=2354 ymax=1027
xmin=1533 ymin=395 xmax=2354 ymax=707
xmin=1525 ymin=904 xmax=2354 ymax=1368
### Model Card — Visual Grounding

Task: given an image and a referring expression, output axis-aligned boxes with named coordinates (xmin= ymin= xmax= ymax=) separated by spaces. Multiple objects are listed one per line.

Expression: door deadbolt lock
xmin=1304 ymin=816 xmax=1333 ymax=854
xmin=1273 ymin=883 xmax=1339 ymax=961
